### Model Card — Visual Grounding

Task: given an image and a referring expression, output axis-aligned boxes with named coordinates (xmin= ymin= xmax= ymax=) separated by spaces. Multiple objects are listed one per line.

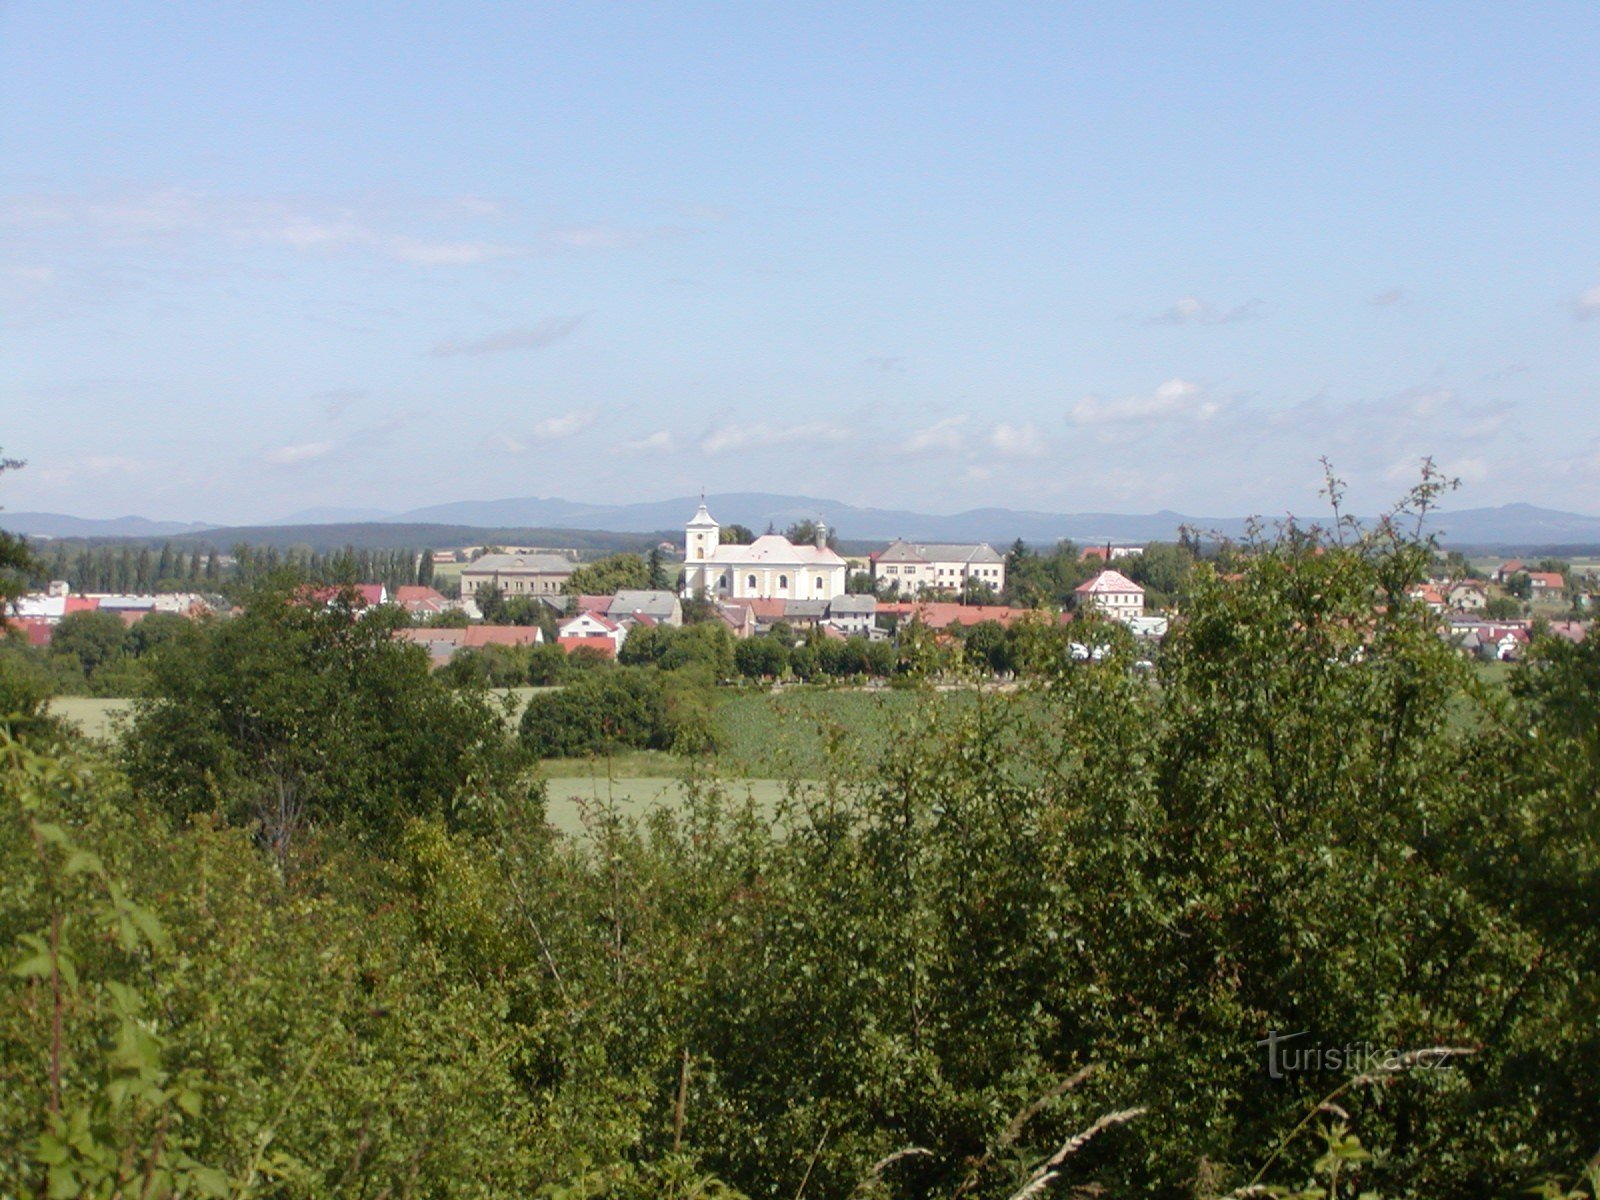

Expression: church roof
xmin=700 ymin=533 xmax=846 ymax=568
xmin=687 ymin=503 xmax=720 ymax=529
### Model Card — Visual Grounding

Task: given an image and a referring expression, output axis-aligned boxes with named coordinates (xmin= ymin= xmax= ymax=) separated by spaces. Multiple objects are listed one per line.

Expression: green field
xmin=540 ymin=773 xmax=804 ymax=837
xmin=47 ymin=696 xmax=131 ymax=740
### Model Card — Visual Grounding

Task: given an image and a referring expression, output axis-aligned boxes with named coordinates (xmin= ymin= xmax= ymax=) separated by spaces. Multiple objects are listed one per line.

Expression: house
xmin=297 ymin=583 xmax=388 ymax=610
xmin=1407 ymin=584 xmax=1446 ymax=613
xmin=398 ymin=624 xmax=544 ymax=667
xmin=871 ymin=540 xmax=1006 ymax=596
xmin=826 ymin=594 xmax=878 ymax=636
xmin=680 ymin=503 xmax=849 ymax=601
xmin=394 ymin=585 xmax=450 ymax=616
xmin=11 ymin=582 xmax=96 ymax=624
xmin=1074 ymin=570 xmax=1145 ymax=622
xmin=1545 ymin=620 xmax=1587 ymax=645
xmin=1528 ymin=572 xmax=1566 ymax=599
xmin=714 ymin=601 xmax=757 ymax=639
xmin=874 ymin=602 xmax=1063 ymax=631
xmin=608 ymin=589 xmax=683 ymax=627
xmin=1446 ymin=581 xmax=1487 ymax=611
xmin=557 ymin=610 xmax=627 ymax=654
xmin=460 ymin=552 xmax=576 ymax=602
xmin=1492 ymin=560 xmax=1525 ymax=583
xmin=1080 ymin=544 xmax=1142 ymax=562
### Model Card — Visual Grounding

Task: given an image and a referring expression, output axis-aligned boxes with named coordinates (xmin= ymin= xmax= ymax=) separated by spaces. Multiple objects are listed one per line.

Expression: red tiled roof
xmin=394 ymin=586 xmax=446 ymax=612
xmin=1075 ymin=569 xmax=1142 ymax=595
xmin=561 ymin=610 xmax=620 ymax=633
xmin=876 ymin=602 xmax=1042 ymax=629
xmin=463 ymin=625 xmax=544 ymax=648
xmin=745 ymin=599 xmax=790 ymax=620
xmin=558 ymin=636 xmax=616 ymax=657
xmin=1528 ymin=572 xmax=1565 ymax=589
xmin=63 ymin=596 xmax=100 ymax=614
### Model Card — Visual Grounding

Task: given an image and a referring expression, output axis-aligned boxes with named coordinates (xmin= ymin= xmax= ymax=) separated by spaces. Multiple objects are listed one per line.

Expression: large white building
xmin=680 ymin=503 xmax=849 ymax=601
xmin=871 ymin=539 xmax=1006 ymax=596
xmin=459 ymin=552 xmax=575 ymax=600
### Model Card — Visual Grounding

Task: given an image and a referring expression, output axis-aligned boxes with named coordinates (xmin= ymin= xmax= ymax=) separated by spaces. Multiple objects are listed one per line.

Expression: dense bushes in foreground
xmin=3 ymin=515 xmax=1599 ymax=1198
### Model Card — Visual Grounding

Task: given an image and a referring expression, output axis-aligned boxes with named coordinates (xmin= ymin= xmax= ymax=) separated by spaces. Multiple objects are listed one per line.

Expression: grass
xmin=540 ymin=774 xmax=801 ymax=838
xmin=48 ymin=697 xmax=132 ymax=740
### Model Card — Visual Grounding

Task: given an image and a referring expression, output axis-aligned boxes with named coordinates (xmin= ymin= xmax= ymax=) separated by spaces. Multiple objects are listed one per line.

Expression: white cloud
xmin=1069 ymin=378 xmax=1220 ymax=426
xmin=263 ymin=441 xmax=334 ymax=466
xmin=1573 ymin=284 xmax=1600 ymax=320
xmin=989 ymin=422 xmax=1045 ymax=459
xmin=1142 ymin=296 xmax=1266 ymax=326
xmin=427 ymin=316 xmax=583 ymax=357
xmin=482 ymin=413 xmax=594 ymax=454
xmin=698 ymin=422 xmax=850 ymax=455
xmin=901 ymin=415 xmax=968 ymax=454
xmin=529 ymin=412 xmax=592 ymax=440
xmin=0 ymin=188 xmax=529 ymax=268
xmin=622 ymin=430 xmax=677 ymax=454
xmin=550 ymin=223 xmax=674 ymax=250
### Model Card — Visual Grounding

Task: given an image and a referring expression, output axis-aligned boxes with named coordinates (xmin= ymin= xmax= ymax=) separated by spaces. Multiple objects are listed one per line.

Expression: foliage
xmin=520 ymin=667 xmax=709 ymax=758
xmin=566 ymin=554 xmax=651 ymax=597
xmin=3 ymin=472 xmax=1597 ymax=1199
xmin=120 ymin=576 xmax=529 ymax=854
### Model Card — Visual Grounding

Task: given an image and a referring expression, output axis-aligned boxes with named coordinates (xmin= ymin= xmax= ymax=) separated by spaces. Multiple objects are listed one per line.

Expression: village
xmin=10 ymin=502 xmax=1594 ymax=687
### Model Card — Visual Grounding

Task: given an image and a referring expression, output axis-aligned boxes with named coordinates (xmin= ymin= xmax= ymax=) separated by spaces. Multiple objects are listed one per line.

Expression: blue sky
xmin=3 ymin=2 xmax=1598 ymax=523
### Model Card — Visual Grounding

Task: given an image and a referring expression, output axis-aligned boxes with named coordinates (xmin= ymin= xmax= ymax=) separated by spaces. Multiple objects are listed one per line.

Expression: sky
xmin=3 ymin=2 xmax=1598 ymax=524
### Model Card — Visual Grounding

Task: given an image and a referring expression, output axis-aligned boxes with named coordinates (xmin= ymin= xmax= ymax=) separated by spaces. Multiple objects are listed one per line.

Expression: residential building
xmin=607 ymin=589 xmax=684 ymax=627
xmin=826 ymin=594 xmax=878 ymax=636
xmin=1446 ymin=581 xmax=1488 ymax=611
xmin=399 ymin=624 xmax=543 ymax=668
xmin=872 ymin=539 xmax=1005 ymax=596
xmin=393 ymin=585 xmax=450 ymax=617
xmin=679 ymin=503 xmax=849 ymax=601
xmin=1080 ymin=544 xmax=1142 ymax=562
xmin=1528 ymin=571 xmax=1566 ymax=599
xmin=460 ymin=552 xmax=576 ymax=601
xmin=1074 ymin=569 xmax=1145 ymax=622
xmin=557 ymin=610 xmax=627 ymax=654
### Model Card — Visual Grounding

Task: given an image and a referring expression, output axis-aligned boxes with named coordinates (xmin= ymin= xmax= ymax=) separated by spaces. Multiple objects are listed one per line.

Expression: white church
xmin=680 ymin=502 xmax=849 ymax=601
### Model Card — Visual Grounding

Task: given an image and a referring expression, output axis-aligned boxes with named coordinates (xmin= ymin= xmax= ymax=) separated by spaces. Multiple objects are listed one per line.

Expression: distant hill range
xmin=6 ymin=495 xmax=1600 ymax=552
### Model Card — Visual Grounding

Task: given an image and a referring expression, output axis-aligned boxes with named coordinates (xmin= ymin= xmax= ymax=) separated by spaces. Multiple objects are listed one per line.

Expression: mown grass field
xmin=51 ymin=669 xmax=1520 ymax=814
xmin=47 ymin=697 xmax=131 ymax=740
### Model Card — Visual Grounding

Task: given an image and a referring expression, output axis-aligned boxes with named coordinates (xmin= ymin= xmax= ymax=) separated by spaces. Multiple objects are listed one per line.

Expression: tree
xmin=565 ymin=553 xmax=651 ymax=596
xmin=417 ymin=549 xmax=436 ymax=588
xmin=720 ymin=524 xmax=755 ymax=545
xmin=784 ymin=519 xmax=837 ymax=550
xmin=1484 ymin=596 xmax=1522 ymax=620
xmin=49 ymin=611 xmax=130 ymax=684
xmin=121 ymin=575 xmax=528 ymax=857
xmin=734 ymin=634 xmax=789 ymax=680
xmin=475 ymin=581 xmax=507 ymax=621
xmin=646 ymin=546 xmax=671 ymax=590
xmin=0 ymin=449 xmax=33 ymax=612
